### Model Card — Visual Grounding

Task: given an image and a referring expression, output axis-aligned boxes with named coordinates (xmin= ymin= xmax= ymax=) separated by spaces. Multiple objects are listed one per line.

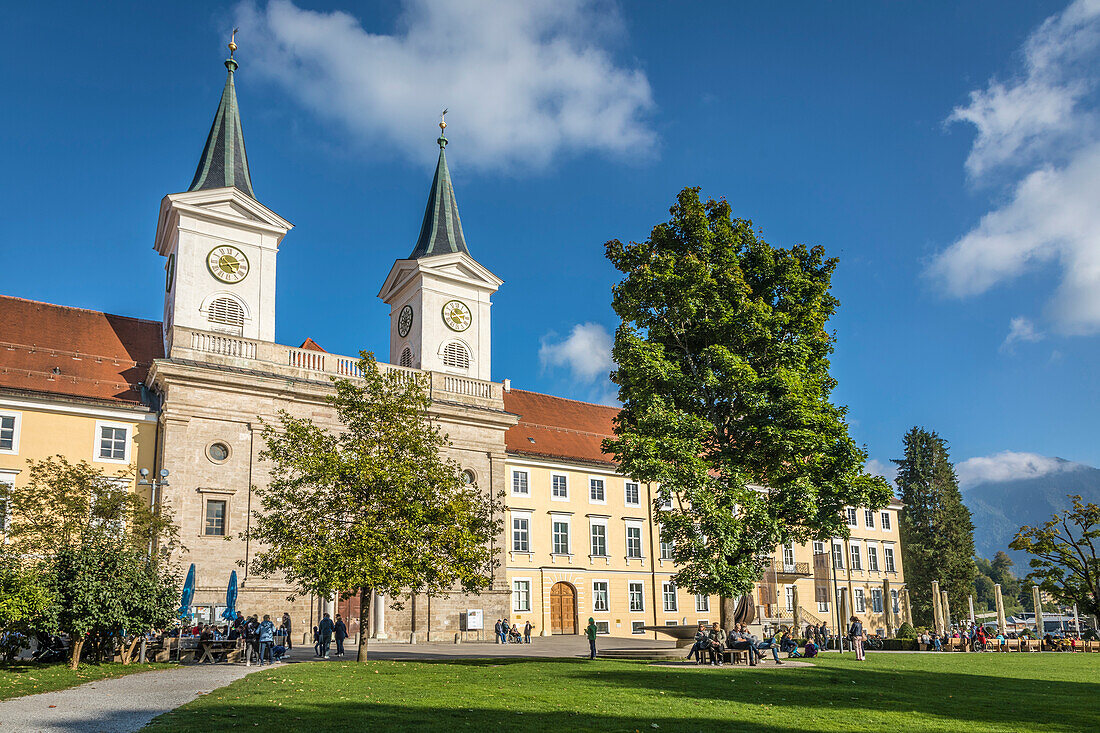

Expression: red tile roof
xmin=299 ymin=338 xmax=327 ymax=352
xmin=0 ymin=295 xmax=163 ymax=405
xmin=503 ymin=388 xmax=619 ymax=466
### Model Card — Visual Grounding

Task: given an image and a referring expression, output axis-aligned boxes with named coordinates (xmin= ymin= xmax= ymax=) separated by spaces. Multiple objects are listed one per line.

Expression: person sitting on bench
xmin=687 ymin=623 xmax=709 ymax=663
xmin=726 ymin=623 xmax=760 ymax=666
xmin=706 ymin=623 xmax=725 ymax=666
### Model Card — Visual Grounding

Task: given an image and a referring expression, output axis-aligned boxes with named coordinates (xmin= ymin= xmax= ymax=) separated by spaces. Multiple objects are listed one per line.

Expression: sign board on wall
xmin=466 ymin=609 xmax=484 ymax=630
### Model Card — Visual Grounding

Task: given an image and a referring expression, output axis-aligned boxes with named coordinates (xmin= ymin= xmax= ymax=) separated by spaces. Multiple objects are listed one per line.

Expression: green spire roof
xmin=409 ymin=134 xmax=468 ymax=259
xmin=189 ymin=56 xmax=255 ymax=198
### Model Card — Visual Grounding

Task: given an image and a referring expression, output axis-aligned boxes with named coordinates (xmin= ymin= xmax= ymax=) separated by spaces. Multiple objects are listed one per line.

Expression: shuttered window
xmin=399 ymin=347 xmax=413 ymax=367
xmin=208 ymin=297 xmax=245 ymax=332
xmin=442 ymin=342 xmax=470 ymax=369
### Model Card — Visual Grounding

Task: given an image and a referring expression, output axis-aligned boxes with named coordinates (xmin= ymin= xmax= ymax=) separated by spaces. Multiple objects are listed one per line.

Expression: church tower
xmin=378 ymin=117 xmax=501 ymax=380
xmin=154 ymin=34 xmax=291 ymax=354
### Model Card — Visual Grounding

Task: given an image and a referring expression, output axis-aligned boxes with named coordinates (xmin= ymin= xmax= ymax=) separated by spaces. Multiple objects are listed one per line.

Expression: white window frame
xmin=551 ymin=514 xmax=571 ymax=555
xmin=854 ymin=588 xmax=866 ymax=613
xmin=589 ymin=518 xmax=608 ymax=557
xmin=551 ymin=474 xmax=569 ymax=501
xmin=812 ymin=540 xmax=825 ymax=555
xmin=867 ymin=544 xmax=880 ymax=572
xmin=594 ymin=620 xmax=610 ymax=635
xmin=592 ymin=580 xmax=610 ymax=612
xmin=0 ymin=469 xmax=17 ymax=538
xmin=93 ymin=420 xmax=131 ymax=464
xmin=0 ymin=411 xmax=21 ymax=455
xmin=846 ymin=507 xmax=858 ymax=527
xmin=849 ymin=542 xmax=863 ymax=571
xmin=631 ymin=620 xmax=646 ymax=635
xmin=817 ymin=599 xmax=829 ymax=613
xmin=589 ymin=477 xmax=606 ymax=504
xmin=785 ymin=585 xmax=795 ymax=612
xmin=658 ymin=489 xmax=672 ymax=511
xmin=891 ymin=589 xmax=900 ymax=615
xmin=884 ymin=545 xmax=897 ymax=573
xmin=832 ymin=541 xmax=845 ymax=570
xmin=624 ymin=481 xmax=640 ymax=507
xmin=881 ymin=511 xmax=892 ymax=531
xmin=782 ymin=543 xmax=796 ymax=568
xmin=628 ymin=581 xmax=645 ymax=612
xmin=659 ymin=527 xmax=675 ymax=560
xmin=662 ymin=582 xmax=678 ymax=612
xmin=203 ymin=497 xmax=228 ymax=536
xmin=513 ymin=578 xmax=532 ymax=612
xmin=864 ymin=509 xmax=875 ymax=529
xmin=511 ymin=512 xmax=531 ymax=553
xmin=695 ymin=593 xmax=710 ymax=612
xmin=511 ymin=470 xmax=529 ymax=496
xmin=625 ymin=520 xmax=644 ymax=559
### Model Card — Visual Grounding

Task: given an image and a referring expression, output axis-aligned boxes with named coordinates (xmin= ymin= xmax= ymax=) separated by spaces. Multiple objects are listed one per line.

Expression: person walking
xmin=281 ymin=612 xmax=293 ymax=650
xmin=820 ymin=622 xmax=829 ymax=650
xmin=494 ymin=619 xmax=503 ymax=644
xmin=848 ymin=615 xmax=865 ymax=661
xmin=524 ymin=621 xmax=533 ymax=644
xmin=258 ymin=614 xmax=276 ymax=665
xmin=334 ymin=614 xmax=348 ymax=657
xmin=318 ymin=612 xmax=335 ymax=659
xmin=244 ymin=615 xmax=260 ymax=665
xmin=585 ymin=617 xmax=598 ymax=660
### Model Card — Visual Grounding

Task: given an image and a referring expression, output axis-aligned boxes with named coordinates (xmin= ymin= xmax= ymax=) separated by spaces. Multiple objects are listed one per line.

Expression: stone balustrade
xmin=171 ymin=326 xmax=501 ymax=405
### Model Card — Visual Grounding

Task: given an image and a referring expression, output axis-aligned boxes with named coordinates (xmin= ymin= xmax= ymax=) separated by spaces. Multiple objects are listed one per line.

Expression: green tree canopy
xmin=0 ymin=551 xmax=56 ymax=662
xmin=249 ymin=354 xmax=501 ymax=661
xmin=603 ymin=187 xmax=890 ymax=605
xmin=1010 ymin=495 xmax=1100 ymax=619
xmin=893 ymin=427 xmax=975 ymax=626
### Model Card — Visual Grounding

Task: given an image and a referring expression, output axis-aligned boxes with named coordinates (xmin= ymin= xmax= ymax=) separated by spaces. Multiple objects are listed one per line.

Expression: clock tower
xmin=379 ymin=120 xmax=501 ymax=381
xmin=154 ymin=37 xmax=291 ymax=354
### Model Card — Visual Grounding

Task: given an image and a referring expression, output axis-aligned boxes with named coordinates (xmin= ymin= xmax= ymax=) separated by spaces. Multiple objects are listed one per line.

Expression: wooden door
xmin=550 ymin=582 xmax=576 ymax=635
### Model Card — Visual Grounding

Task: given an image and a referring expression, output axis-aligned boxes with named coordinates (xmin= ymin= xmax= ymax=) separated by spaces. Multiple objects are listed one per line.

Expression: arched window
xmin=208 ymin=296 xmax=245 ymax=334
xmin=442 ymin=341 xmax=470 ymax=370
xmin=399 ymin=347 xmax=413 ymax=368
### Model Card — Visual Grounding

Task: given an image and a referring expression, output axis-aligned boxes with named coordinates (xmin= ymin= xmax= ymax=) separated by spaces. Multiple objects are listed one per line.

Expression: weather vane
xmin=229 ymin=28 xmax=239 ymax=58
xmin=439 ymin=107 xmax=448 ymax=134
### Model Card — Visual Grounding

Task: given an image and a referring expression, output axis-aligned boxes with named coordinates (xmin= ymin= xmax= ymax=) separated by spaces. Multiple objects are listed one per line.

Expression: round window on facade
xmin=207 ymin=442 xmax=231 ymax=464
xmin=461 ymin=469 xmax=476 ymax=486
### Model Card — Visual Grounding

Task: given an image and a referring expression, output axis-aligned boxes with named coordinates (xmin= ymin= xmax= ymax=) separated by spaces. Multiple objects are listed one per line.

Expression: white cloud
xmin=539 ymin=322 xmax=613 ymax=383
xmin=865 ymin=459 xmax=897 ymax=485
xmin=929 ymin=0 xmax=1100 ymax=335
xmin=234 ymin=0 xmax=655 ymax=170
xmin=955 ymin=450 xmax=1085 ymax=488
xmin=1001 ymin=315 xmax=1044 ymax=351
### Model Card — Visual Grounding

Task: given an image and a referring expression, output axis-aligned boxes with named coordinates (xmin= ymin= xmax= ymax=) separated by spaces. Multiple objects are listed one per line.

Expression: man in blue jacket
xmin=318 ymin=612 xmax=335 ymax=659
xmin=258 ymin=615 xmax=276 ymax=665
xmin=334 ymin=614 xmax=348 ymax=657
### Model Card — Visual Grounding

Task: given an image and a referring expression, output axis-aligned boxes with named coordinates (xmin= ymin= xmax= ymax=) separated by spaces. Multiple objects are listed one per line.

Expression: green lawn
xmin=0 ymin=661 xmax=175 ymax=701
xmin=143 ymin=653 xmax=1099 ymax=732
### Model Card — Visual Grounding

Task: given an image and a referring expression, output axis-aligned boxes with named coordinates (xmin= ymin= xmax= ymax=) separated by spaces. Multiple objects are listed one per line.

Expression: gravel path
xmin=0 ymin=663 xmax=261 ymax=733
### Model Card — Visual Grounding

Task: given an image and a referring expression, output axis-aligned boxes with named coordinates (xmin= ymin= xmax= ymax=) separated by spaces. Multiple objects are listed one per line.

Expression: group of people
xmin=493 ymin=618 xmax=533 ymax=644
xmin=311 ymin=612 xmax=350 ymax=658
xmin=686 ymin=622 xmax=823 ymax=667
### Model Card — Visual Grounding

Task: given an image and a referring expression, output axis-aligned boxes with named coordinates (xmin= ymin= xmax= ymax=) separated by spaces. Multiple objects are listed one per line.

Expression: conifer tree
xmin=893 ymin=427 xmax=975 ymax=626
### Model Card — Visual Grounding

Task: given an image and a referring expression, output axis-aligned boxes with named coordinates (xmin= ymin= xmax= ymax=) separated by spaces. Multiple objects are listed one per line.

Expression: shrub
xmin=896 ymin=622 xmax=916 ymax=639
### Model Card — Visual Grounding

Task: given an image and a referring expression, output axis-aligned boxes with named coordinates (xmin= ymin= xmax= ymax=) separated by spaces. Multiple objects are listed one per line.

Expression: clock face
xmin=207 ymin=245 xmax=250 ymax=284
xmin=398 ymin=305 xmax=414 ymax=337
xmin=442 ymin=300 xmax=472 ymax=332
xmin=165 ymin=254 xmax=175 ymax=292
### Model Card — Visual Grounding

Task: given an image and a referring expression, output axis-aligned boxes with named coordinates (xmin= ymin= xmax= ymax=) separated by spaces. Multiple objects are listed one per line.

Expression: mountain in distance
xmin=960 ymin=456 xmax=1100 ymax=569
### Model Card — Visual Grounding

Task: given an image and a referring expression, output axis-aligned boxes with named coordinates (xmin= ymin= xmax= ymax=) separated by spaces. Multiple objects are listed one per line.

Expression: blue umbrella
xmin=221 ymin=571 xmax=238 ymax=621
xmin=178 ymin=563 xmax=196 ymax=619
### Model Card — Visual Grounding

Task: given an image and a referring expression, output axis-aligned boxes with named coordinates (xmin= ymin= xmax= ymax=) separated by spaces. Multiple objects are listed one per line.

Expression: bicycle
xmin=864 ymin=636 xmax=884 ymax=650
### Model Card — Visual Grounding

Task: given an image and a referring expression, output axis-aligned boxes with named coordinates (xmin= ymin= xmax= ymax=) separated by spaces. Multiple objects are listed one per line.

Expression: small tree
xmin=0 ymin=457 xmax=181 ymax=667
xmin=1010 ymin=495 xmax=1100 ymax=620
xmin=53 ymin=542 xmax=178 ymax=668
xmin=603 ymin=187 xmax=890 ymax=611
xmin=248 ymin=353 xmax=501 ymax=662
xmin=0 ymin=551 xmax=55 ymax=662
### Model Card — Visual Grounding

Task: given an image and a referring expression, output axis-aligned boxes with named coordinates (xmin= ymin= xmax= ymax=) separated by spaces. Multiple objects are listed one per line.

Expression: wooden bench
xmin=718 ymin=649 xmax=751 ymax=665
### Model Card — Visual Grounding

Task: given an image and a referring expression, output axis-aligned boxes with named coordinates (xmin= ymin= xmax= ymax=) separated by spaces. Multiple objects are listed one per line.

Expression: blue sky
xmin=2 ymin=1 xmax=1099 ymax=483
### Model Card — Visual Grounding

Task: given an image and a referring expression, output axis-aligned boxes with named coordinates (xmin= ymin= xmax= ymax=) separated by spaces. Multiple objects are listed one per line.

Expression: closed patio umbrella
xmin=221 ymin=571 xmax=238 ymax=622
xmin=178 ymin=563 xmax=196 ymax=619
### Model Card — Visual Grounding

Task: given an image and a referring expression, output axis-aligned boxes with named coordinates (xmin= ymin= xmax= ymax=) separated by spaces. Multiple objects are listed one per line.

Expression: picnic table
xmin=196 ymin=639 xmax=240 ymax=664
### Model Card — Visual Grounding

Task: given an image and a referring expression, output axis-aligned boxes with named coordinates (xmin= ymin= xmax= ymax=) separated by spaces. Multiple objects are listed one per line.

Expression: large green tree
xmin=0 ymin=551 xmax=55 ymax=662
xmin=893 ymin=427 xmax=975 ymax=626
xmin=603 ymin=187 xmax=890 ymax=613
xmin=1010 ymin=495 xmax=1100 ymax=620
xmin=249 ymin=354 xmax=501 ymax=662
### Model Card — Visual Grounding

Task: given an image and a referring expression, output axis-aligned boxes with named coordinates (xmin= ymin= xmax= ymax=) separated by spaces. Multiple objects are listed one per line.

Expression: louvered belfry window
xmin=442 ymin=341 xmax=470 ymax=369
xmin=208 ymin=297 xmax=245 ymax=334
xmin=399 ymin=347 xmax=413 ymax=367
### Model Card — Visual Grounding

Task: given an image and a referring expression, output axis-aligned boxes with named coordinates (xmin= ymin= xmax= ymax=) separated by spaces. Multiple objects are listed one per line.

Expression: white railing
xmin=441 ymin=375 xmax=495 ymax=399
xmin=288 ymin=348 xmax=325 ymax=371
xmin=335 ymin=357 xmax=362 ymax=377
xmin=190 ymin=331 xmax=256 ymax=359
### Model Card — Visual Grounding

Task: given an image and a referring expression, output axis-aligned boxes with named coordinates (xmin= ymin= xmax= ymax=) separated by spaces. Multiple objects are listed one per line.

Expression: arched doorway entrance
xmin=550 ymin=582 xmax=577 ymax=634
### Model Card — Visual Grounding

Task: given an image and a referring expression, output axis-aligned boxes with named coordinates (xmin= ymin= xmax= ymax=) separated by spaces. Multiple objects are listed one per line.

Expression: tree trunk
xmin=69 ymin=638 xmax=84 ymax=670
xmin=356 ymin=587 xmax=372 ymax=663
xmin=720 ymin=596 xmax=736 ymax=630
xmin=120 ymin=637 xmax=141 ymax=665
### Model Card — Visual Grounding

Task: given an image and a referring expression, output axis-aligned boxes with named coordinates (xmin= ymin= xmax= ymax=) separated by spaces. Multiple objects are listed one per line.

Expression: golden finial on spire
xmin=439 ymin=107 xmax=448 ymax=134
xmin=228 ymin=28 xmax=239 ymax=58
